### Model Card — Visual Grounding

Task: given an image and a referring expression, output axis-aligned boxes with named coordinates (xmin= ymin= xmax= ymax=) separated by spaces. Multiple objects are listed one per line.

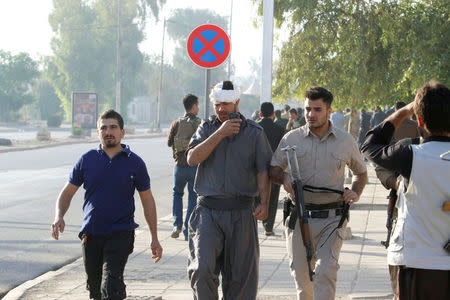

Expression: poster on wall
xmin=72 ymin=92 xmax=98 ymax=129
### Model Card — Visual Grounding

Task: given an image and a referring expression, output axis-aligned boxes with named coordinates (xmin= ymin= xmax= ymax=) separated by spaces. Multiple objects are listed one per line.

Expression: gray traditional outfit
xmin=186 ymin=111 xmax=272 ymax=299
xmin=188 ymin=115 xmax=272 ymax=300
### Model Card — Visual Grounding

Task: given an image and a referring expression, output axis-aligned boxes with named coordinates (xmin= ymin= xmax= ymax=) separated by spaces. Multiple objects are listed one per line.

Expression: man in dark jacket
xmin=362 ymin=81 xmax=450 ymax=299
xmin=370 ymin=106 xmax=386 ymax=128
xmin=274 ymin=109 xmax=288 ymax=133
xmin=358 ymin=109 xmax=371 ymax=147
xmin=258 ymin=102 xmax=285 ymax=235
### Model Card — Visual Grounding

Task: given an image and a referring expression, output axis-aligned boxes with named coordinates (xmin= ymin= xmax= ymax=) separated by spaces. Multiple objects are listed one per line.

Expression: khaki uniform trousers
xmin=286 ymin=212 xmax=347 ymax=300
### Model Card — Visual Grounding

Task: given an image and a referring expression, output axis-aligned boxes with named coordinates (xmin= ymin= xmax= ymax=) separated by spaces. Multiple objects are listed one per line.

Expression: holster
xmin=282 ymin=198 xmax=298 ymax=230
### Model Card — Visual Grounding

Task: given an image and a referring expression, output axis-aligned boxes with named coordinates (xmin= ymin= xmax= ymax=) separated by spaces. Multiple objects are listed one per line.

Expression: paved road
xmin=0 ymin=137 xmax=175 ymax=296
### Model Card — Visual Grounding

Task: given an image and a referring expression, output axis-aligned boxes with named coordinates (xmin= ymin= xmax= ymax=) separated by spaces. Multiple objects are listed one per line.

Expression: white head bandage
xmin=209 ymin=82 xmax=240 ymax=104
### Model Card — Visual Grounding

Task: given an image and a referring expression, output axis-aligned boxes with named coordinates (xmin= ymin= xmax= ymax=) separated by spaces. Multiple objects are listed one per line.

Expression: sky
xmin=0 ymin=0 xmax=274 ymax=78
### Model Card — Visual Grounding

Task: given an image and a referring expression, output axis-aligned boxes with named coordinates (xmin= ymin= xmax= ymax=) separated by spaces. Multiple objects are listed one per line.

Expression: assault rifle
xmin=282 ymin=146 xmax=315 ymax=281
xmin=381 ymin=189 xmax=397 ymax=248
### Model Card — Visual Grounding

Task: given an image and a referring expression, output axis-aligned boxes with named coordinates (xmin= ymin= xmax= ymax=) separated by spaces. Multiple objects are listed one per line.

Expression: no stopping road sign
xmin=187 ymin=24 xmax=231 ymax=69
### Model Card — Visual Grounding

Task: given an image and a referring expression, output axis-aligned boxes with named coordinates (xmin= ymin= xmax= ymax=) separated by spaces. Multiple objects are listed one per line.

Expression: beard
xmin=103 ymin=136 xmax=118 ymax=148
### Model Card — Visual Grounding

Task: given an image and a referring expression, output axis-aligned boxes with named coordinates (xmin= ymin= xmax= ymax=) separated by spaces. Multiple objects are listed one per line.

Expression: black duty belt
xmin=285 ymin=201 xmax=346 ymax=229
xmin=306 ymin=208 xmax=345 ymax=218
xmin=305 ymin=201 xmax=344 ymax=211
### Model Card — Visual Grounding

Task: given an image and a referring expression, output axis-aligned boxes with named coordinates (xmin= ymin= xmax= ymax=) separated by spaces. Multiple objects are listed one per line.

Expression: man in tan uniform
xmin=270 ymin=86 xmax=368 ymax=300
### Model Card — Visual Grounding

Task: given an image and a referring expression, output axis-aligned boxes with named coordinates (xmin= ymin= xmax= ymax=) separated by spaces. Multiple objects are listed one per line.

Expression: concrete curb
xmin=2 ymin=258 xmax=83 ymax=300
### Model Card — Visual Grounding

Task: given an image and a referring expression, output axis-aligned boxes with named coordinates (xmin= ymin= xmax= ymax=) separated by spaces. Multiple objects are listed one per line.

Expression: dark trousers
xmin=262 ymin=183 xmax=280 ymax=232
xmin=397 ymin=266 xmax=449 ymax=300
xmin=81 ymin=230 xmax=134 ymax=300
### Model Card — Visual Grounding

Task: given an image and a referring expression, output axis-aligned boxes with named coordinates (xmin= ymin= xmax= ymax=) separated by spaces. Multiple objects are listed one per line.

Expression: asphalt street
xmin=0 ymin=137 xmax=175 ymax=296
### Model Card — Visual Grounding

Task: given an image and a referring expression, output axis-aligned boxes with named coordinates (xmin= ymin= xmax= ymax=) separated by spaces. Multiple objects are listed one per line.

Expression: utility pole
xmin=261 ymin=0 xmax=274 ymax=103
xmin=115 ymin=0 xmax=121 ymax=112
xmin=227 ymin=0 xmax=233 ymax=80
xmin=157 ymin=17 xmax=166 ymax=131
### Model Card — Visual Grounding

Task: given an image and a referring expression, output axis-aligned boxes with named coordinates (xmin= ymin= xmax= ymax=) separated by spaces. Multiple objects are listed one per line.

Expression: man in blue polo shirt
xmin=51 ymin=109 xmax=163 ymax=300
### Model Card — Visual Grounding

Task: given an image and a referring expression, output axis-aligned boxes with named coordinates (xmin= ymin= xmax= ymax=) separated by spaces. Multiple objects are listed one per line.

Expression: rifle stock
xmin=293 ymin=179 xmax=315 ymax=281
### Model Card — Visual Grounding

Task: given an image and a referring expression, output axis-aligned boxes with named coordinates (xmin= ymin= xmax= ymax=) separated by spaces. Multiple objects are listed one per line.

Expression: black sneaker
xmin=184 ymin=235 xmax=188 ymax=241
xmin=171 ymin=227 xmax=181 ymax=238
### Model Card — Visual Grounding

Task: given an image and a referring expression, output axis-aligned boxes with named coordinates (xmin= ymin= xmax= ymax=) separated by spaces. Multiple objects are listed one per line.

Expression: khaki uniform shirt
xmin=271 ymin=123 xmax=367 ymax=204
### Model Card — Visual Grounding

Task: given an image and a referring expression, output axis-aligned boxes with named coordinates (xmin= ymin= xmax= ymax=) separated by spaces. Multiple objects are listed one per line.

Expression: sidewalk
xmin=0 ymin=131 xmax=166 ymax=153
xmin=4 ymin=165 xmax=393 ymax=300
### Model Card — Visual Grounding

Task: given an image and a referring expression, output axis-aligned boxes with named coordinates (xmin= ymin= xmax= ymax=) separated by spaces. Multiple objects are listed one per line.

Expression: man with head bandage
xmin=186 ymin=80 xmax=273 ymax=299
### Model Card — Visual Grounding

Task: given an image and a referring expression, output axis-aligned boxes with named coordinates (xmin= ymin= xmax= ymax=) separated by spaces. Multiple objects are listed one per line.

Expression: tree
xmin=47 ymin=0 xmax=165 ymax=120
xmin=0 ymin=51 xmax=38 ymax=121
xmin=256 ymin=0 xmax=449 ymax=109
xmin=33 ymin=75 xmax=64 ymax=121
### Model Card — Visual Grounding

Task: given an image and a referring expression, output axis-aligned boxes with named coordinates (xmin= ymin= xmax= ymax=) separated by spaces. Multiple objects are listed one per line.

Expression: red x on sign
xmin=187 ymin=24 xmax=231 ymax=69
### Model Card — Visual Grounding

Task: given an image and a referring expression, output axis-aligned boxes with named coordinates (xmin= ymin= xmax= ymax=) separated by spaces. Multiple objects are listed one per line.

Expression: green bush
xmin=47 ymin=114 xmax=63 ymax=127
xmin=71 ymin=125 xmax=84 ymax=136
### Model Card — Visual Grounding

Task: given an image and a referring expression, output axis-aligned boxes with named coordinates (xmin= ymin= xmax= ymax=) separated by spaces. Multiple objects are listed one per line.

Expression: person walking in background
xmin=270 ymin=86 xmax=367 ymax=300
xmin=167 ymin=94 xmax=201 ymax=241
xmin=186 ymin=80 xmax=272 ymax=299
xmin=370 ymin=105 xmax=386 ymax=129
xmin=281 ymin=104 xmax=291 ymax=120
xmin=297 ymin=107 xmax=307 ymax=127
xmin=362 ymin=81 xmax=450 ymax=299
xmin=358 ymin=108 xmax=371 ymax=147
xmin=258 ymin=102 xmax=285 ymax=236
xmin=51 ymin=110 xmax=162 ymax=300
xmin=286 ymin=108 xmax=301 ymax=131
xmin=330 ymin=109 xmax=345 ymax=130
xmin=275 ymin=109 xmax=288 ymax=133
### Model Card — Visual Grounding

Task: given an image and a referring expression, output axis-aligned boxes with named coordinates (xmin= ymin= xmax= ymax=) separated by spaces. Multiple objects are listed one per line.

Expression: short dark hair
xmin=289 ymin=108 xmax=298 ymax=115
xmin=284 ymin=104 xmax=290 ymax=112
xmin=395 ymin=101 xmax=406 ymax=111
xmin=98 ymin=109 xmax=124 ymax=130
xmin=304 ymin=86 xmax=333 ymax=107
xmin=183 ymin=94 xmax=198 ymax=111
xmin=260 ymin=102 xmax=274 ymax=118
xmin=274 ymin=109 xmax=282 ymax=119
xmin=222 ymin=80 xmax=234 ymax=90
xmin=414 ymin=81 xmax=450 ymax=133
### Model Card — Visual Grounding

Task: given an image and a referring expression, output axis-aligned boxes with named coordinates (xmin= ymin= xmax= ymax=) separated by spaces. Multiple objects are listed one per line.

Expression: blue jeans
xmin=172 ymin=165 xmax=198 ymax=237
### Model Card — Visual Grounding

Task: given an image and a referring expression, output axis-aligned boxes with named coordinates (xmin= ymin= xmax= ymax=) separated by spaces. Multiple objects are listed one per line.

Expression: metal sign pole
xmin=261 ymin=0 xmax=274 ymax=104
xmin=205 ymin=68 xmax=211 ymax=119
